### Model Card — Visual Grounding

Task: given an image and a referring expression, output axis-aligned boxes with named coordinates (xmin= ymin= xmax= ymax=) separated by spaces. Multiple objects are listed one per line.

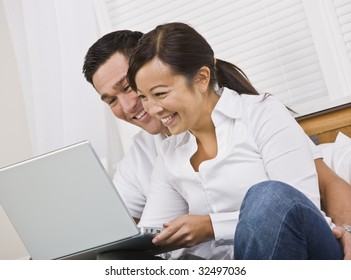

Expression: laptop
xmin=0 ymin=141 xmax=165 ymax=260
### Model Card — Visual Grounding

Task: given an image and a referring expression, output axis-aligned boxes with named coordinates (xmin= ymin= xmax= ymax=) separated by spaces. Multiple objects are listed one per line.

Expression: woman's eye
xmin=155 ymin=92 xmax=166 ymax=97
xmin=138 ymin=94 xmax=147 ymax=100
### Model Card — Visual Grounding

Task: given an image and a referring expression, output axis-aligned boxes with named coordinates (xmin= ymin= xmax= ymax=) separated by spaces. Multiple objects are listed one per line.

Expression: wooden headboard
xmin=297 ymin=104 xmax=351 ymax=144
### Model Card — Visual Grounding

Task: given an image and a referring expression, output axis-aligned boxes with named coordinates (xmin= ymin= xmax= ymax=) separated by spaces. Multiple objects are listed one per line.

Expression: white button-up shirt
xmin=139 ymin=87 xmax=326 ymax=256
xmin=113 ymin=130 xmax=165 ymax=219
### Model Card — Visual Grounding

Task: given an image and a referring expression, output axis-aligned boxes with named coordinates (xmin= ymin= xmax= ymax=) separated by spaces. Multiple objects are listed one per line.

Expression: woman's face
xmin=135 ymin=58 xmax=208 ymax=135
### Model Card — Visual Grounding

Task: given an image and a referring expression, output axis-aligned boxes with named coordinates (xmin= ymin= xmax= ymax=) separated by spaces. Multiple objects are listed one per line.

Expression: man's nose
xmin=119 ymin=92 xmax=139 ymax=112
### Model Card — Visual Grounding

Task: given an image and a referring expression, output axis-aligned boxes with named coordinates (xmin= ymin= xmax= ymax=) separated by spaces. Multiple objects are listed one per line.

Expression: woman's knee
xmin=240 ymin=180 xmax=309 ymax=219
xmin=243 ymin=181 xmax=294 ymax=206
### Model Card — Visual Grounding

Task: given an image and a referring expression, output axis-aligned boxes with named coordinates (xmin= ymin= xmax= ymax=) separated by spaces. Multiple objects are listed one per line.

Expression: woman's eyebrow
xmin=149 ymin=84 xmax=168 ymax=92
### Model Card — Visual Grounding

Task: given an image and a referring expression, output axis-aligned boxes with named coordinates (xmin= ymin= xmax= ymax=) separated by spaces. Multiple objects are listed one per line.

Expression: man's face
xmin=92 ymin=52 xmax=165 ymax=135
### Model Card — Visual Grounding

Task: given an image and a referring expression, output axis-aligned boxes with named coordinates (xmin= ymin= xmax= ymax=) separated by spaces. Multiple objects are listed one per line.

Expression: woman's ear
xmin=193 ymin=66 xmax=211 ymax=92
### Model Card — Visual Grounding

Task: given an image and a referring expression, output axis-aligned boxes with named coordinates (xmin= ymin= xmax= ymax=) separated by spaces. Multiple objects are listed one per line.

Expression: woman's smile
xmin=160 ymin=113 xmax=177 ymax=126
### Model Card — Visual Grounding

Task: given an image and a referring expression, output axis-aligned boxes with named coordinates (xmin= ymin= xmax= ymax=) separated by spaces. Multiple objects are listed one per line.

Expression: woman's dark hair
xmin=83 ymin=30 xmax=143 ymax=85
xmin=127 ymin=22 xmax=259 ymax=95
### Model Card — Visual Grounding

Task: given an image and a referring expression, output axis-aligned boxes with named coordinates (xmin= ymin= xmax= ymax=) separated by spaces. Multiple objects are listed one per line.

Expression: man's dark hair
xmin=82 ymin=30 xmax=143 ymax=85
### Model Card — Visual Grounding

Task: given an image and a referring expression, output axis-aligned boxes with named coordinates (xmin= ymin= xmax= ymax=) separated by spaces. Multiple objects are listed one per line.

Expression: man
xmin=83 ymin=30 xmax=351 ymax=259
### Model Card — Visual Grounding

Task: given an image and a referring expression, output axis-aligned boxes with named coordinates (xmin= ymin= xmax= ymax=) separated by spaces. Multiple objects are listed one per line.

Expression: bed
xmin=297 ymin=104 xmax=351 ymax=183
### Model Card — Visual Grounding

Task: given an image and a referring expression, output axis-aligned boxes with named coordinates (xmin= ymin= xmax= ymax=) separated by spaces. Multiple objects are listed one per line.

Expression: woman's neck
xmin=190 ymin=90 xmax=219 ymax=140
xmin=189 ymin=91 xmax=219 ymax=171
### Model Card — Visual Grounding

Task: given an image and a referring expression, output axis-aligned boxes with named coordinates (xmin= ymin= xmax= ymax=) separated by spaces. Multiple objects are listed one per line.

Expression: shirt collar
xmin=212 ymin=87 xmax=243 ymax=127
xmin=168 ymin=87 xmax=243 ymax=148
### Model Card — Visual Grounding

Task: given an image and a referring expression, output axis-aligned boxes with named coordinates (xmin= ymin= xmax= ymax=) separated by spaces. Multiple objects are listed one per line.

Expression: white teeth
xmin=135 ymin=110 xmax=146 ymax=119
xmin=161 ymin=114 xmax=175 ymax=123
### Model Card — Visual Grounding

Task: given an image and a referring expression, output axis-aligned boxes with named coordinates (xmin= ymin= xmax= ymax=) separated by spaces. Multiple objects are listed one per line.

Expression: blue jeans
xmin=234 ymin=181 xmax=343 ymax=260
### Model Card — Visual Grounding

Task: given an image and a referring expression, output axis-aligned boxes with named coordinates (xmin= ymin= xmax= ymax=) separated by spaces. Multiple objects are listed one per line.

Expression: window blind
xmin=96 ymin=0 xmax=351 ymax=116
xmin=333 ymin=0 xmax=351 ymax=62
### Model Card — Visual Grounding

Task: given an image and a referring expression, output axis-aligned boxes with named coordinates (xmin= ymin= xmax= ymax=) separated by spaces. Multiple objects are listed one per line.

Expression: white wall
xmin=0 ymin=0 xmax=31 ymax=259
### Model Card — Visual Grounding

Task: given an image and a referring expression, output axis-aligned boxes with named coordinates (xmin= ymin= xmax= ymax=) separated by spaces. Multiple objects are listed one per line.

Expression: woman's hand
xmin=152 ymin=214 xmax=214 ymax=248
xmin=332 ymin=226 xmax=351 ymax=259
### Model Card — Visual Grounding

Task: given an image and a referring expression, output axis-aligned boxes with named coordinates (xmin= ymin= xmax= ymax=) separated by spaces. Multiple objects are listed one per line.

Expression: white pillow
xmin=318 ymin=132 xmax=351 ymax=184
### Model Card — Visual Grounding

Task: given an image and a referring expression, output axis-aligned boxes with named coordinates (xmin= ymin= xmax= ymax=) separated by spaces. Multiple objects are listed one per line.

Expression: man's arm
xmin=315 ymin=158 xmax=351 ymax=259
xmin=316 ymin=158 xmax=351 ymax=224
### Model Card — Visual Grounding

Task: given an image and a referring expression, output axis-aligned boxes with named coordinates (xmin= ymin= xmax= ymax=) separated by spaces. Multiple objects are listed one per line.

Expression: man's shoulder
xmin=132 ymin=130 xmax=164 ymax=150
xmin=115 ymin=130 xmax=159 ymax=183
xmin=130 ymin=130 xmax=155 ymax=149
xmin=124 ymin=130 xmax=167 ymax=162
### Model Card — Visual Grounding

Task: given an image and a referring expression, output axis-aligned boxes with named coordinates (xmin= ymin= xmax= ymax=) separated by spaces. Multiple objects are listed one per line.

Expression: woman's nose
xmin=146 ymin=98 xmax=163 ymax=117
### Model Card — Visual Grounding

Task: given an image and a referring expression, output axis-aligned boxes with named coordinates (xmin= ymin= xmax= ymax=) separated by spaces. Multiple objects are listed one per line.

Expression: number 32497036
xmin=198 ymin=266 xmax=246 ymax=276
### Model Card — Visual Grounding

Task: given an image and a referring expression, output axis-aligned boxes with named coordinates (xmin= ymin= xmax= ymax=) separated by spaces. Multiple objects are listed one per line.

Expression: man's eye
xmin=123 ymin=85 xmax=132 ymax=93
xmin=107 ymin=98 xmax=118 ymax=107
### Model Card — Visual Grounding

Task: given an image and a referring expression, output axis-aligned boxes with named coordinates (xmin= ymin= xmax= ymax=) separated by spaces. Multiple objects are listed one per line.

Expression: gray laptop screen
xmin=0 ymin=141 xmax=139 ymax=259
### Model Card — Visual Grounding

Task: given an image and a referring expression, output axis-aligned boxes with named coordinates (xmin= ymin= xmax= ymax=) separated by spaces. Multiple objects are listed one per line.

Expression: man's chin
xmin=128 ymin=119 xmax=163 ymax=135
xmin=142 ymin=125 xmax=164 ymax=135
xmin=145 ymin=129 xmax=164 ymax=135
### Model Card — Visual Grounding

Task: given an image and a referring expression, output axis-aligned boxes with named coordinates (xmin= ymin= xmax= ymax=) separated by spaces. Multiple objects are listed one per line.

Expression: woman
xmin=127 ymin=22 xmax=344 ymax=259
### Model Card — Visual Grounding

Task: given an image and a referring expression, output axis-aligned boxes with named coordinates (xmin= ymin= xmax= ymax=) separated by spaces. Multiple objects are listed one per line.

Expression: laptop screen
xmin=0 ymin=141 xmax=139 ymax=259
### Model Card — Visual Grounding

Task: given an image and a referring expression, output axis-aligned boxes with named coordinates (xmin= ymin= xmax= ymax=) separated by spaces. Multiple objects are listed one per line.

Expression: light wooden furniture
xmin=297 ymin=104 xmax=351 ymax=144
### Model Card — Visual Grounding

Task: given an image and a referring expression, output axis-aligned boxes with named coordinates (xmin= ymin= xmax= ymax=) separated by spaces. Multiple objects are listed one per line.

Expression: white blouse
xmin=114 ymin=130 xmax=233 ymax=259
xmin=139 ymin=87 xmax=326 ymax=253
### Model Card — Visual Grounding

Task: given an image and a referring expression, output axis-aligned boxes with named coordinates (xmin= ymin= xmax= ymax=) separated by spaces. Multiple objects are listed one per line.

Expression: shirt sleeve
xmin=210 ymin=95 xmax=323 ymax=244
xmin=307 ymin=135 xmax=323 ymax=160
xmin=113 ymin=159 xmax=146 ymax=219
xmin=139 ymin=155 xmax=189 ymax=227
xmin=250 ymin=96 xmax=320 ymax=208
xmin=209 ymin=212 xmax=240 ymax=245
xmin=112 ymin=131 xmax=158 ymax=219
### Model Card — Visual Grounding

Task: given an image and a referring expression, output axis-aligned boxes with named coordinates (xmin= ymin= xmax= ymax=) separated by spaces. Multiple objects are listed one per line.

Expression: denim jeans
xmin=234 ymin=181 xmax=344 ymax=259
